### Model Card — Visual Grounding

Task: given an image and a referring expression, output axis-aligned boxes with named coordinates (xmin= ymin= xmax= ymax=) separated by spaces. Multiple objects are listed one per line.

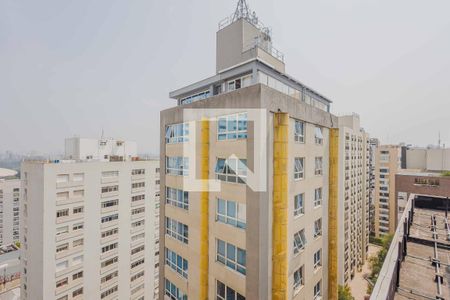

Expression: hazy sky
xmin=1 ymin=0 xmax=450 ymax=155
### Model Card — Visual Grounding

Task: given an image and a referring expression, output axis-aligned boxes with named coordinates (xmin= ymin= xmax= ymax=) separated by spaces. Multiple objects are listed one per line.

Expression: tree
xmin=339 ymin=285 xmax=354 ymax=300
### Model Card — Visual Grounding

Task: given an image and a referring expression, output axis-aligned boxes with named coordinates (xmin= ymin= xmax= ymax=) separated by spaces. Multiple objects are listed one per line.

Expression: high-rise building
xmin=20 ymin=139 xmax=159 ymax=300
xmin=368 ymin=138 xmax=379 ymax=235
xmin=336 ymin=114 xmax=370 ymax=284
xmin=0 ymin=168 xmax=20 ymax=246
xmin=373 ymin=145 xmax=401 ymax=237
xmin=65 ymin=137 xmax=137 ymax=162
xmin=159 ymin=2 xmax=341 ymax=299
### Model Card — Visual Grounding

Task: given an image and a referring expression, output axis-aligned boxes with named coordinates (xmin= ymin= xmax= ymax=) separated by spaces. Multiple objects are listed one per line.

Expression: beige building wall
xmin=0 ymin=178 xmax=20 ymax=246
xmin=374 ymin=145 xmax=401 ymax=237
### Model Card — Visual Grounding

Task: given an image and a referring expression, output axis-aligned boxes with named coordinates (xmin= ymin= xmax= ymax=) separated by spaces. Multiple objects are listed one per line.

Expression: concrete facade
xmin=374 ymin=145 xmax=401 ymax=237
xmin=405 ymin=147 xmax=450 ymax=171
xmin=20 ymin=159 xmax=159 ymax=300
xmin=65 ymin=137 xmax=137 ymax=162
xmin=0 ymin=178 xmax=20 ymax=246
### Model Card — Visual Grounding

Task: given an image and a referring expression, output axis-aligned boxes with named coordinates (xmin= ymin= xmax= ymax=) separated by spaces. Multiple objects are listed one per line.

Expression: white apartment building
xmin=0 ymin=168 xmax=20 ymax=246
xmin=65 ymin=137 xmax=137 ymax=162
xmin=336 ymin=115 xmax=370 ymax=285
xmin=20 ymin=141 xmax=159 ymax=300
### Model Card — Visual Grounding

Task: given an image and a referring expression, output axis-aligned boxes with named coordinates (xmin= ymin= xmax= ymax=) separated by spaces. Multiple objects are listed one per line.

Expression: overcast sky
xmin=1 ymin=0 xmax=450 ymax=155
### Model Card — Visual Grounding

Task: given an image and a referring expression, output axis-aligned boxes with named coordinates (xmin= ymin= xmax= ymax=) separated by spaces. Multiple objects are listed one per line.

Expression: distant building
xmin=404 ymin=146 xmax=450 ymax=171
xmin=0 ymin=169 xmax=20 ymax=246
xmin=20 ymin=139 xmax=159 ymax=300
xmin=65 ymin=137 xmax=137 ymax=162
xmin=336 ymin=114 xmax=370 ymax=284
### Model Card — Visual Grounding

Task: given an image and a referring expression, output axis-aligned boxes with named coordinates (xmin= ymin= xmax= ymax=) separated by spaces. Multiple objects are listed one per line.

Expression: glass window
xmin=314 ymin=249 xmax=322 ymax=269
xmin=216 ymin=280 xmax=245 ymax=300
xmin=315 ymin=127 xmax=323 ymax=145
xmin=314 ymin=188 xmax=322 ymax=207
xmin=315 ymin=157 xmax=323 ymax=175
xmin=180 ymin=90 xmax=210 ymax=105
xmin=166 ymin=217 xmax=188 ymax=244
xmin=166 ymin=187 xmax=189 ymax=210
xmin=166 ymin=157 xmax=189 ymax=176
xmin=165 ymin=278 xmax=187 ymax=300
xmin=217 ymin=113 xmax=248 ymax=141
xmin=215 ymin=158 xmax=247 ymax=184
xmin=294 ymin=120 xmax=305 ymax=143
xmin=216 ymin=239 xmax=246 ymax=275
xmin=293 ymin=265 xmax=304 ymax=292
xmin=293 ymin=229 xmax=306 ymax=254
xmin=294 ymin=158 xmax=304 ymax=180
xmin=166 ymin=123 xmax=189 ymax=144
xmin=294 ymin=194 xmax=304 ymax=216
xmin=165 ymin=248 xmax=188 ymax=279
xmin=314 ymin=218 xmax=322 ymax=238
xmin=314 ymin=280 xmax=321 ymax=299
xmin=216 ymin=199 xmax=246 ymax=229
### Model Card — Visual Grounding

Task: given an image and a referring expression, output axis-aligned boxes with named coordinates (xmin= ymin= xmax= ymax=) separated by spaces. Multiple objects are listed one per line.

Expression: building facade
xmin=336 ymin=115 xmax=370 ymax=285
xmin=368 ymin=138 xmax=379 ymax=235
xmin=20 ymin=158 xmax=159 ymax=300
xmin=373 ymin=145 xmax=401 ymax=237
xmin=0 ymin=176 xmax=20 ymax=246
xmin=159 ymin=3 xmax=342 ymax=299
xmin=65 ymin=137 xmax=137 ymax=162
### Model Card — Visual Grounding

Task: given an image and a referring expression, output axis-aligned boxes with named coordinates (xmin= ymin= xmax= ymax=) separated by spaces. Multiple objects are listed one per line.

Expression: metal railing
xmin=242 ymin=38 xmax=284 ymax=62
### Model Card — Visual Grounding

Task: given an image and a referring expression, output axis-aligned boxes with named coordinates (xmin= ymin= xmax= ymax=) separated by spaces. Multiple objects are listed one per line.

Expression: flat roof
xmin=395 ymin=208 xmax=450 ymax=300
xmin=0 ymin=168 xmax=17 ymax=178
xmin=397 ymin=169 xmax=447 ymax=177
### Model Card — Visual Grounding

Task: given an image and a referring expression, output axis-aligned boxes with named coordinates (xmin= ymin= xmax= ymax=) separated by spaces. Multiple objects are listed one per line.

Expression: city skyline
xmin=1 ymin=0 xmax=450 ymax=154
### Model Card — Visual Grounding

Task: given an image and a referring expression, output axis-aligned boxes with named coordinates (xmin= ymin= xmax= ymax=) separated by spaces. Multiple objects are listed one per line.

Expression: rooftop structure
xmin=0 ymin=168 xmax=18 ymax=179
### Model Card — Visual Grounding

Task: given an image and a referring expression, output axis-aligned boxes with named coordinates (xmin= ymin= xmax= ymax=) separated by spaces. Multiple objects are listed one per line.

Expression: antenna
xmin=438 ymin=131 xmax=441 ymax=148
xmin=233 ymin=0 xmax=252 ymax=22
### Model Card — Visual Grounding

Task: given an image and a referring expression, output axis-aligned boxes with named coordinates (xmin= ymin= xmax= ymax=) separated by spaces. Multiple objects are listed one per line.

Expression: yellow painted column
xmin=199 ymin=118 xmax=209 ymax=300
xmin=272 ymin=112 xmax=289 ymax=300
xmin=328 ymin=128 xmax=339 ymax=300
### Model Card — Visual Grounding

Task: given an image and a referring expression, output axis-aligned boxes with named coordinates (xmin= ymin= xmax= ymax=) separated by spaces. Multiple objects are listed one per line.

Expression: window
xmin=293 ymin=265 xmax=304 ymax=292
xmin=294 ymin=158 xmax=304 ymax=180
xmin=56 ymin=226 xmax=69 ymax=236
xmin=101 ymin=285 xmax=117 ymax=299
xmin=102 ymin=199 xmax=119 ymax=208
xmin=102 ymin=242 xmax=118 ymax=254
xmin=165 ymin=278 xmax=187 ymax=300
xmin=73 ymin=190 xmax=84 ymax=197
xmin=166 ymin=123 xmax=189 ymax=144
xmin=131 ymin=245 xmax=145 ymax=255
xmin=216 ymin=199 xmax=246 ymax=229
xmin=73 ymin=239 xmax=83 ymax=247
xmin=56 ymin=278 xmax=68 ymax=288
xmin=294 ymin=120 xmax=305 ymax=143
xmin=315 ymin=157 xmax=323 ymax=175
xmin=130 ymin=270 xmax=144 ymax=282
xmin=57 ymin=296 xmax=68 ymax=300
xmin=314 ymin=280 xmax=321 ymax=299
xmin=314 ymin=219 xmax=322 ymax=238
xmin=73 ymin=206 xmax=84 ymax=214
xmin=166 ymin=217 xmax=188 ymax=244
xmin=101 ymin=228 xmax=118 ymax=238
xmin=166 ymin=187 xmax=189 ymax=210
xmin=132 ymin=219 xmax=145 ymax=228
xmin=131 ymin=233 xmax=145 ymax=242
xmin=72 ymin=271 xmax=83 ymax=280
xmin=132 ymin=182 xmax=145 ymax=189
xmin=180 ymin=90 xmax=210 ymax=105
xmin=217 ymin=113 xmax=248 ymax=141
xmin=131 ymin=169 xmax=145 ymax=176
xmin=101 ymin=214 xmax=118 ymax=223
xmin=72 ymin=287 xmax=83 ymax=297
xmin=294 ymin=194 xmax=304 ymax=216
xmin=166 ymin=157 xmax=189 ymax=176
xmin=217 ymin=280 xmax=245 ymax=300
xmin=73 ymin=173 xmax=84 ymax=182
xmin=101 ymin=185 xmax=118 ymax=193
xmin=165 ymin=248 xmax=188 ymax=278
xmin=56 ymin=209 xmax=69 ymax=218
xmin=56 ymin=261 xmax=68 ymax=272
xmin=314 ymin=249 xmax=322 ymax=269
xmin=216 ymin=239 xmax=246 ymax=275
xmin=315 ymin=127 xmax=323 ymax=144
xmin=101 ymin=256 xmax=118 ymax=268
xmin=215 ymin=158 xmax=247 ymax=183
xmin=102 ymin=171 xmax=119 ymax=178
xmin=314 ymin=188 xmax=322 ymax=207
xmin=131 ymin=258 xmax=145 ymax=269
xmin=132 ymin=194 xmax=145 ymax=202
xmin=131 ymin=207 xmax=145 ymax=215
xmin=73 ymin=255 xmax=83 ymax=266
xmin=101 ymin=270 xmax=118 ymax=284
xmin=56 ymin=174 xmax=69 ymax=184
xmin=293 ymin=229 xmax=306 ymax=254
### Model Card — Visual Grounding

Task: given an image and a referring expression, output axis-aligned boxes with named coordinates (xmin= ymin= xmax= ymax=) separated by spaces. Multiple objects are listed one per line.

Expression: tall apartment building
xmin=65 ymin=137 xmax=137 ymax=162
xmin=368 ymin=138 xmax=379 ymax=235
xmin=336 ymin=115 xmax=370 ymax=285
xmin=373 ymin=145 xmax=401 ymax=237
xmin=0 ymin=168 xmax=20 ymax=246
xmin=159 ymin=2 xmax=341 ymax=299
xmin=20 ymin=140 xmax=159 ymax=300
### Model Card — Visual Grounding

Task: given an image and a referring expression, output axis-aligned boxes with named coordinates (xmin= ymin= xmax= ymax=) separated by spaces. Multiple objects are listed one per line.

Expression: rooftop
xmin=0 ymin=168 xmax=17 ymax=178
